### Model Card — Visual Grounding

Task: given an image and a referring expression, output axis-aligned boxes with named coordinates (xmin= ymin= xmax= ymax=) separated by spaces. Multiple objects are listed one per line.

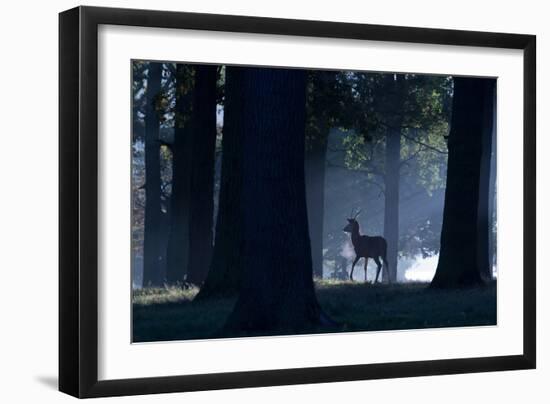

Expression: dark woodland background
xmin=131 ymin=62 xmax=497 ymax=341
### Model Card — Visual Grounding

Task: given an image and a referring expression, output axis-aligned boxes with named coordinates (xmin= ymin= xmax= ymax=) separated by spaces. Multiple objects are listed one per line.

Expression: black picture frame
xmin=59 ymin=5 xmax=536 ymax=398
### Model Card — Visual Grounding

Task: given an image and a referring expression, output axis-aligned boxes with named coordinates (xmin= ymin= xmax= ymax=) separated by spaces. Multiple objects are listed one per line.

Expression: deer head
xmin=343 ymin=209 xmax=361 ymax=233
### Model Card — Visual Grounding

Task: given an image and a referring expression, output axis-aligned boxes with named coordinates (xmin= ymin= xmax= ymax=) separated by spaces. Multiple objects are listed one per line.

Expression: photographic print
xmin=131 ymin=62 xmax=497 ymax=342
xmin=59 ymin=7 xmax=535 ymax=397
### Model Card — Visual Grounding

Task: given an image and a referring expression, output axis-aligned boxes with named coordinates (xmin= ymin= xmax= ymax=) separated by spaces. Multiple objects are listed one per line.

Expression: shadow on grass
xmin=132 ymin=280 xmax=496 ymax=343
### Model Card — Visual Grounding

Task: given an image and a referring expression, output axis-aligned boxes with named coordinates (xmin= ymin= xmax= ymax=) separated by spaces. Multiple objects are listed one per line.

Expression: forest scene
xmin=131 ymin=61 xmax=497 ymax=342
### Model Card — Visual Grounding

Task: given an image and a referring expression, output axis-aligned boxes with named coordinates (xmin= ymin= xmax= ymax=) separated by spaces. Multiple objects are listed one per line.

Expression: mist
xmin=131 ymin=66 xmax=497 ymax=288
xmin=318 ymin=128 xmax=448 ymax=283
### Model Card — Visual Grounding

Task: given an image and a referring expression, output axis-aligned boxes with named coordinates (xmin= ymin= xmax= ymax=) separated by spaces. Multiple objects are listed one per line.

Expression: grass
xmin=132 ymin=280 xmax=496 ymax=342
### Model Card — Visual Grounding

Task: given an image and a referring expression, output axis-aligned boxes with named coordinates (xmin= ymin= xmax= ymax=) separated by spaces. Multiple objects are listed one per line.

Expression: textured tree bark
xmin=382 ymin=75 xmax=403 ymax=284
xmin=224 ymin=67 xmax=329 ymax=334
xmin=166 ymin=64 xmax=193 ymax=285
xmin=195 ymin=67 xmax=245 ymax=299
xmin=305 ymin=125 xmax=329 ymax=279
xmin=384 ymin=127 xmax=401 ymax=283
xmin=477 ymin=80 xmax=497 ymax=280
xmin=431 ymin=77 xmax=492 ymax=288
xmin=186 ymin=65 xmax=218 ymax=285
xmin=142 ymin=62 xmax=164 ymax=287
xmin=304 ymin=70 xmax=337 ymax=279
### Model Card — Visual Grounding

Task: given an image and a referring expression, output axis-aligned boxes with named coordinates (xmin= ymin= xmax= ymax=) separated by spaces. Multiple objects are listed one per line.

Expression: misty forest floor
xmin=132 ymin=280 xmax=497 ymax=342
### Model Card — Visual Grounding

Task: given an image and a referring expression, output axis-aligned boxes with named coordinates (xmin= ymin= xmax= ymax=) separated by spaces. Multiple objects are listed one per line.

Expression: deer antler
xmin=354 ymin=209 xmax=362 ymax=219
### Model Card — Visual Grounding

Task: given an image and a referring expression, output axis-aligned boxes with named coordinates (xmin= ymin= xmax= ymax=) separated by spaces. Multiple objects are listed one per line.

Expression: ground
xmin=132 ymin=280 xmax=497 ymax=342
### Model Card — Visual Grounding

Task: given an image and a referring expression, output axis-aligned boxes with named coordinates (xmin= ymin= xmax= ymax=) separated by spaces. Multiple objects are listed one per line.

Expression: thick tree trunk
xmin=186 ymin=66 xmax=218 ymax=285
xmin=224 ymin=67 xmax=329 ymax=334
xmin=166 ymin=64 xmax=193 ymax=285
xmin=305 ymin=126 xmax=329 ymax=279
xmin=195 ymin=67 xmax=245 ymax=299
xmin=477 ymin=80 xmax=497 ymax=280
xmin=384 ymin=127 xmax=400 ymax=283
xmin=304 ymin=70 xmax=337 ymax=279
xmin=431 ymin=78 xmax=492 ymax=288
xmin=142 ymin=62 xmax=164 ymax=287
xmin=382 ymin=74 xmax=403 ymax=284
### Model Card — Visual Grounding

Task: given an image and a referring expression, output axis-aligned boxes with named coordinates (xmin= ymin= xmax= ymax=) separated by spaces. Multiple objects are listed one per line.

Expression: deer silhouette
xmin=343 ymin=209 xmax=390 ymax=283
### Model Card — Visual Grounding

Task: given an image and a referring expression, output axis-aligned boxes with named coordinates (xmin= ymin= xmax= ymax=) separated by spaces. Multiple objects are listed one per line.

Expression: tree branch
xmin=398 ymin=146 xmax=424 ymax=169
xmin=326 ymin=160 xmax=385 ymax=195
xmin=401 ymin=133 xmax=447 ymax=154
xmin=326 ymin=159 xmax=384 ymax=177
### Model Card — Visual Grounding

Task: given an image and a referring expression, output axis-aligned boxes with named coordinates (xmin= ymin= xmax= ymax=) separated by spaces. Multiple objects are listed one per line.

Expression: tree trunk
xmin=224 ymin=67 xmax=329 ymax=334
xmin=477 ymin=80 xmax=497 ymax=280
xmin=384 ymin=127 xmax=400 ymax=283
xmin=195 ymin=67 xmax=245 ymax=299
xmin=430 ymin=77 xmax=492 ymax=288
xmin=186 ymin=65 xmax=218 ymax=285
xmin=305 ymin=125 xmax=329 ymax=279
xmin=142 ymin=62 xmax=164 ymax=287
xmin=304 ymin=70 xmax=337 ymax=279
xmin=166 ymin=64 xmax=193 ymax=285
xmin=382 ymin=74 xmax=403 ymax=284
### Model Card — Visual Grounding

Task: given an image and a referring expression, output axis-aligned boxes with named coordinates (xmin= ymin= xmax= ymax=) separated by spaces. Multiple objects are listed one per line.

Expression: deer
xmin=343 ymin=209 xmax=390 ymax=284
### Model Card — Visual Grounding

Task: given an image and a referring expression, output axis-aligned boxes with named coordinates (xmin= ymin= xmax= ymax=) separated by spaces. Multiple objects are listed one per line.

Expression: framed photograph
xmin=59 ymin=6 xmax=536 ymax=398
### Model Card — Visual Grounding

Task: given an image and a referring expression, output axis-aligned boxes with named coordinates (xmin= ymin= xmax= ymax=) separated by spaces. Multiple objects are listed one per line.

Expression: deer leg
xmin=364 ymin=258 xmax=369 ymax=283
xmin=373 ymin=257 xmax=382 ymax=284
xmin=350 ymin=256 xmax=360 ymax=281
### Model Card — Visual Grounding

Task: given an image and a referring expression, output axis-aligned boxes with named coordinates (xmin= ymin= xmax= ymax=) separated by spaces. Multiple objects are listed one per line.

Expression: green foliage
xmin=132 ymin=61 xmax=148 ymax=139
xmin=400 ymin=123 xmax=449 ymax=195
xmin=131 ymin=62 xmax=460 ymax=277
xmin=330 ymin=73 xmax=453 ymax=258
xmin=159 ymin=144 xmax=173 ymax=206
xmin=305 ymin=70 xmax=357 ymax=150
